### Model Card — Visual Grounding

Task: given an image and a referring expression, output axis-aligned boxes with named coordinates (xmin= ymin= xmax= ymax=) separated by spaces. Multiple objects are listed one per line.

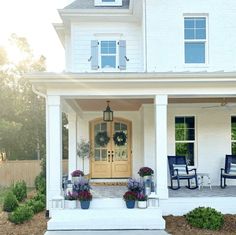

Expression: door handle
xmin=108 ymin=154 xmax=110 ymax=162
xmin=111 ymin=154 xmax=114 ymax=162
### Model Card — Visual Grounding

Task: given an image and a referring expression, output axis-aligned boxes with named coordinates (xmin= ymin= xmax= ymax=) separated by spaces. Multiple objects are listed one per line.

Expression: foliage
xmin=0 ymin=34 xmax=46 ymax=160
xmin=127 ymin=178 xmax=144 ymax=193
xmin=137 ymin=193 xmax=147 ymax=201
xmin=73 ymin=177 xmax=91 ymax=192
xmin=33 ymin=193 xmax=46 ymax=204
xmin=34 ymin=174 xmax=46 ymax=195
xmin=12 ymin=181 xmax=27 ymax=202
xmin=26 ymin=199 xmax=45 ymax=214
xmin=138 ymin=167 xmax=154 ymax=177
xmin=64 ymin=191 xmax=78 ymax=200
xmin=3 ymin=191 xmax=18 ymax=212
xmin=123 ymin=191 xmax=137 ymax=201
xmin=8 ymin=205 xmax=34 ymax=224
xmin=185 ymin=207 xmax=224 ymax=230
xmin=71 ymin=170 xmax=84 ymax=177
xmin=78 ymin=191 xmax=92 ymax=201
xmin=113 ymin=131 xmax=127 ymax=146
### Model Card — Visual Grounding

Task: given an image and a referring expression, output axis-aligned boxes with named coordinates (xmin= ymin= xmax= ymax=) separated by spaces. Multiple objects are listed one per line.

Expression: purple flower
xmin=65 ymin=191 xmax=78 ymax=200
xmin=138 ymin=167 xmax=154 ymax=177
xmin=127 ymin=178 xmax=144 ymax=193
xmin=71 ymin=170 xmax=84 ymax=177
xmin=137 ymin=192 xmax=147 ymax=201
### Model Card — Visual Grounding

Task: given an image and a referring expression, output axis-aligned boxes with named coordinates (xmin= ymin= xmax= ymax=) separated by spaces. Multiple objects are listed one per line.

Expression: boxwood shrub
xmin=3 ymin=191 xmax=18 ymax=212
xmin=26 ymin=199 xmax=45 ymax=214
xmin=8 ymin=205 xmax=33 ymax=224
xmin=12 ymin=181 xmax=27 ymax=202
xmin=33 ymin=193 xmax=46 ymax=205
xmin=185 ymin=207 xmax=224 ymax=230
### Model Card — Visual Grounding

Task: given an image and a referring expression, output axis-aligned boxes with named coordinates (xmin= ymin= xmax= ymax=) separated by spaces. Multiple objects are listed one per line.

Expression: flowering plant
xmin=138 ymin=167 xmax=154 ymax=177
xmin=65 ymin=191 xmax=78 ymax=200
xmin=73 ymin=178 xmax=91 ymax=192
xmin=127 ymin=178 xmax=144 ymax=193
xmin=71 ymin=170 xmax=84 ymax=177
xmin=123 ymin=191 xmax=137 ymax=201
xmin=78 ymin=191 xmax=93 ymax=201
xmin=137 ymin=193 xmax=147 ymax=201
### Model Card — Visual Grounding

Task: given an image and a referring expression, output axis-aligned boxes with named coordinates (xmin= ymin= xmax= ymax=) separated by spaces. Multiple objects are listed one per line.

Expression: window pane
xmin=196 ymin=29 xmax=206 ymax=39
xmin=101 ymin=56 xmax=116 ymax=68
xmin=231 ymin=117 xmax=236 ymax=140
xmin=102 ymin=0 xmax=115 ymax=2
xmin=185 ymin=29 xmax=194 ymax=39
xmin=175 ymin=129 xmax=185 ymax=141
xmin=186 ymin=117 xmax=194 ymax=128
xmin=232 ymin=143 xmax=236 ymax=155
xmin=184 ymin=18 xmax=194 ymax=28
xmin=185 ymin=42 xmax=205 ymax=63
xmin=176 ymin=143 xmax=194 ymax=165
xmin=196 ymin=18 xmax=206 ymax=28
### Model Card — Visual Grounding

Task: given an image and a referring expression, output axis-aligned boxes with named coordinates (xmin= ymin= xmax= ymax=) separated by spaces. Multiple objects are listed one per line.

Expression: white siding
xmin=70 ymin=22 xmax=143 ymax=72
xmin=146 ymin=0 xmax=236 ymax=72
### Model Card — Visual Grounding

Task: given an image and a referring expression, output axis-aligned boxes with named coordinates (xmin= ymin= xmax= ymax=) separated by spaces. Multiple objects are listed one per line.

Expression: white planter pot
xmin=65 ymin=200 xmax=77 ymax=209
xmin=138 ymin=201 xmax=147 ymax=209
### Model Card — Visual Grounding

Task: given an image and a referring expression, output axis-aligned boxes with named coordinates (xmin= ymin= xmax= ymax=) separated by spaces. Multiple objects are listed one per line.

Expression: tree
xmin=0 ymin=34 xmax=46 ymax=160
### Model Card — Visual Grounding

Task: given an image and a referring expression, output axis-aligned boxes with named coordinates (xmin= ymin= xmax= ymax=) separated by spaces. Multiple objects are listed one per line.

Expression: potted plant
xmin=127 ymin=178 xmax=144 ymax=193
xmin=64 ymin=191 xmax=78 ymax=209
xmin=138 ymin=167 xmax=154 ymax=178
xmin=78 ymin=191 xmax=92 ymax=209
xmin=73 ymin=177 xmax=91 ymax=193
xmin=71 ymin=170 xmax=84 ymax=184
xmin=138 ymin=167 xmax=154 ymax=196
xmin=123 ymin=191 xmax=137 ymax=209
xmin=77 ymin=139 xmax=91 ymax=172
xmin=137 ymin=193 xmax=148 ymax=209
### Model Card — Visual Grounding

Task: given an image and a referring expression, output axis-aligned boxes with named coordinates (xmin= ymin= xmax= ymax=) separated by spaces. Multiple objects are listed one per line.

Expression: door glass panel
xmin=113 ymin=122 xmax=128 ymax=161
xmin=94 ymin=122 xmax=108 ymax=161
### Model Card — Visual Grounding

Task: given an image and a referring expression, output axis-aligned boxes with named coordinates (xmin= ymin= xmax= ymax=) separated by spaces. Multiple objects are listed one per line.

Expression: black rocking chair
xmin=168 ymin=155 xmax=198 ymax=190
xmin=220 ymin=154 xmax=236 ymax=188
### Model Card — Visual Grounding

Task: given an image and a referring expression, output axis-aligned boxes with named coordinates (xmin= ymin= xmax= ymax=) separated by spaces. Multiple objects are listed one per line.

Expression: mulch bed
xmin=0 ymin=211 xmax=236 ymax=234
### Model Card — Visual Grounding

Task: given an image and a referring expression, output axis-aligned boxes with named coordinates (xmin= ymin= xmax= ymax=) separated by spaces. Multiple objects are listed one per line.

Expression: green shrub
xmin=35 ymin=175 xmax=46 ymax=195
xmin=12 ymin=181 xmax=27 ymax=202
xmin=33 ymin=193 xmax=46 ymax=204
xmin=185 ymin=207 xmax=224 ymax=230
xmin=8 ymin=205 xmax=34 ymax=224
xmin=3 ymin=191 xmax=18 ymax=212
xmin=26 ymin=199 xmax=45 ymax=214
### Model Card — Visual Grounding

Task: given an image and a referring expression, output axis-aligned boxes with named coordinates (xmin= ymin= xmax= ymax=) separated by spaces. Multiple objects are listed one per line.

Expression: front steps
xmin=48 ymin=198 xmax=165 ymax=231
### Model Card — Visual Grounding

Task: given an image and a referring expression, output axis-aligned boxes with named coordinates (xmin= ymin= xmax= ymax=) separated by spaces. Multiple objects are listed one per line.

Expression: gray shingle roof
xmin=64 ymin=0 xmax=130 ymax=9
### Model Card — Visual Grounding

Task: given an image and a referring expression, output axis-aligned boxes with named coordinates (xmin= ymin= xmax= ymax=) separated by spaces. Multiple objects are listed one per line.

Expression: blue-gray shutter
xmin=91 ymin=40 xmax=99 ymax=70
xmin=119 ymin=40 xmax=127 ymax=70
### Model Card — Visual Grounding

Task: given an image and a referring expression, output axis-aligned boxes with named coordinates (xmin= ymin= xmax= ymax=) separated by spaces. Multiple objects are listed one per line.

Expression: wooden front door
xmin=90 ymin=118 xmax=132 ymax=178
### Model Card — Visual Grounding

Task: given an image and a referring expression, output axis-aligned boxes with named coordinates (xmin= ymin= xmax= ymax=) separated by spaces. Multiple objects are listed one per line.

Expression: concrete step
xmin=48 ymin=208 xmax=165 ymax=230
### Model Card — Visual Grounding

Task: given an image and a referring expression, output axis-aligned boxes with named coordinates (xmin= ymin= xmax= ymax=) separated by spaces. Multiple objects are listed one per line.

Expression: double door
xmin=90 ymin=118 xmax=132 ymax=178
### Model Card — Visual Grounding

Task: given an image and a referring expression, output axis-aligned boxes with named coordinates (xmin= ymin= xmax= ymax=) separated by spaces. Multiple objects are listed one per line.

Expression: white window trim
xmin=99 ymin=39 xmax=119 ymax=72
xmin=183 ymin=15 xmax=209 ymax=67
xmin=175 ymin=115 xmax=197 ymax=167
xmin=95 ymin=0 xmax=122 ymax=7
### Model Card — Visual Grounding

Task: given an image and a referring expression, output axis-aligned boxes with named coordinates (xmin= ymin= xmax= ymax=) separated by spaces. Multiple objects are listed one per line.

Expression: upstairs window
xmin=95 ymin=0 xmax=122 ymax=6
xmin=184 ymin=17 xmax=207 ymax=64
xmin=231 ymin=116 xmax=236 ymax=154
xmin=101 ymin=41 xmax=116 ymax=69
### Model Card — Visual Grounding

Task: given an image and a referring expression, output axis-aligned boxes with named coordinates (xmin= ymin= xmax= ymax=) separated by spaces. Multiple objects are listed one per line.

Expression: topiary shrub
xmin=185 ymin=207 xmax=224 ymax=230
xmin=3 ymin=191 xmax=19 ymax=212
xmin=33 ymin=193 xmax=46 ymax=204
xmin=35 ymin=175 xmax=46 ymax=195
xmin=12 ymin=181 xmax=27 ymax=202
xmin=26 ymin=199 xmax=45 ymax=214
xmin=8 ymin=205 xmax=34 ymax=224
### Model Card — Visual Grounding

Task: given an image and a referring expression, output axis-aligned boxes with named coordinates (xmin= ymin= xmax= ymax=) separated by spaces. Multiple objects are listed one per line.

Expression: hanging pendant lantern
xmin=103 ymin=101 xmax=113 ymax=122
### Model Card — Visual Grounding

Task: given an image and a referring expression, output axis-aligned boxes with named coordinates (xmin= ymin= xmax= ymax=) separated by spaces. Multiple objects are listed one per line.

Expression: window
xmin=100 ymin=41 xmax=116 ymax=69
xmin=94 ymin=0 xmax=122 ymax=6
xmin=175 ymin=116 xmax=195 ymax=165
xmin=231 ymin=117 xmax=236 ymax=154
xmin=184 ymin=17 xmax=206 ymax=64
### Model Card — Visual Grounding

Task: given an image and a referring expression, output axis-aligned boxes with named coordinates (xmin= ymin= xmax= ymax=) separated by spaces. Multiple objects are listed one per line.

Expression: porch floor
xmin=90 ymin=185 xmax=236 ymax=198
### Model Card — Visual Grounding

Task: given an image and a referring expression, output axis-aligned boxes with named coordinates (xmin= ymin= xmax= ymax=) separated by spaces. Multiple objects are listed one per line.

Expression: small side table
xmin=197 ymin=173 xmax=212 ymax=190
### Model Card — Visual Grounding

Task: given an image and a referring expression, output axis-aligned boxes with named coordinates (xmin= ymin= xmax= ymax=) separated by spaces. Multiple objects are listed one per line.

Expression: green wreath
xmin=113 ymin=131 xmax=127 ymax=146
xmin=95 ymin=131 xmax=110 ymax=147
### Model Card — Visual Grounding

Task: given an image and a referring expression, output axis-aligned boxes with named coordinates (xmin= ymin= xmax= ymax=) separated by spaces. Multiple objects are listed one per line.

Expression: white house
xmin=28 ymin=0 xmax=236 ymax=232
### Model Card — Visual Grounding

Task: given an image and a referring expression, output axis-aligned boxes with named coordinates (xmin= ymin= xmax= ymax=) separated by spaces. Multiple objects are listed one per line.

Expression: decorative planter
xmin=137 ymin=201 xmax=147 ymax=209
xmin=125 ymin=200 xmax=135 ymax=209
xmin=142 ymin=175 xmax=153 ymax=196
xmin=80 ymin=200 xmax=90 ymax=209
xmin=72 ymin=176 xmax=80 ymax=184
xmin=65 ymin=200 xmax=77 ymax=209
xmin=143 ymin=175 xmax=153 ymax=182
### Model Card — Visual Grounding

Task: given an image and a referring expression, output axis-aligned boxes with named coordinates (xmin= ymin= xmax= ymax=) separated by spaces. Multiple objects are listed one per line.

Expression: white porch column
xmin=46 ymin=96 xmax=62 ymax=210
xmin=154 ymin=95 xmax=168 ymax=199
xmin=68 ymin=112 xmax=77 ymax=179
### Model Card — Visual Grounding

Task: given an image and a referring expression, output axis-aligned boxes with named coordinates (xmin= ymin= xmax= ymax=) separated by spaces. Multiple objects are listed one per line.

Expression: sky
xmin=0 ymin=0 xmax=73 ymax=72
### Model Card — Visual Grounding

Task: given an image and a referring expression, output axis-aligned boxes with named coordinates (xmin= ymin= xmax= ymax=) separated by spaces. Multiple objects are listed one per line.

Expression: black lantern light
xmin=103 ymin=101 xmax=113 ymax=122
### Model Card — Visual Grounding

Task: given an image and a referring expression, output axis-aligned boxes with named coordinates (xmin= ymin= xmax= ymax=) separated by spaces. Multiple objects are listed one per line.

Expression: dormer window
xmin=94 ymin=0 xmax=122 ymax=7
